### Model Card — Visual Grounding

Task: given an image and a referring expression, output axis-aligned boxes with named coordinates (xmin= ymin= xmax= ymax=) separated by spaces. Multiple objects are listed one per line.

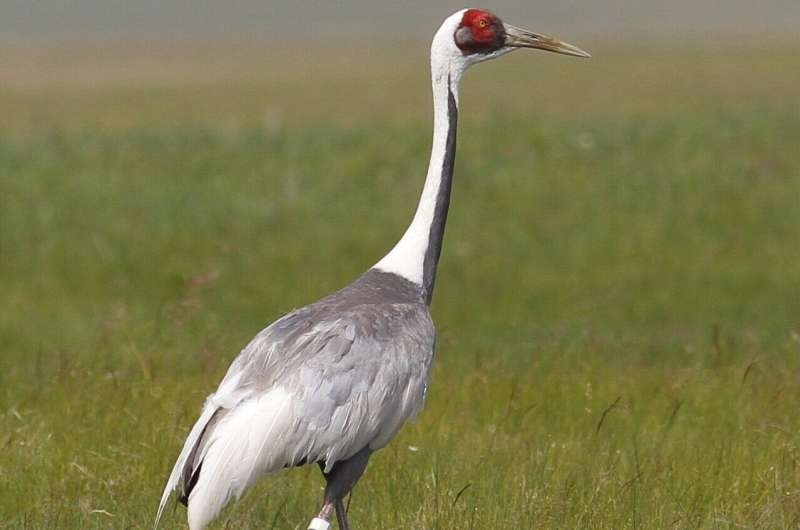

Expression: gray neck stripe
xmin=422 ymin=76 xmax=458 ymax=305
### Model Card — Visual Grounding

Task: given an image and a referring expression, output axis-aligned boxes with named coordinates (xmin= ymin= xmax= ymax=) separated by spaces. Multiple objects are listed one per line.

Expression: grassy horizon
xmin=1 ymin=42 xmax=800 ymax=528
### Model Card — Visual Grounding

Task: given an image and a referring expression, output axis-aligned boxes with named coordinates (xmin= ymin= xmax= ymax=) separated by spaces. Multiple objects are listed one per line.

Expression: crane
xmin=156 ymin=8 xmax=589 ymax=530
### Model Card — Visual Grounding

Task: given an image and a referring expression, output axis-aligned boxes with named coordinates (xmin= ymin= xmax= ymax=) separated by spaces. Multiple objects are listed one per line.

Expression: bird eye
xmin=478 ymin=19 xmax=488 ymax=28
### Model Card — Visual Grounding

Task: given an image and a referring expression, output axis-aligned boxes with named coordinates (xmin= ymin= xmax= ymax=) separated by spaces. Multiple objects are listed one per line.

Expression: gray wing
xmin=213 ymin=301 xmax=435 ymax=465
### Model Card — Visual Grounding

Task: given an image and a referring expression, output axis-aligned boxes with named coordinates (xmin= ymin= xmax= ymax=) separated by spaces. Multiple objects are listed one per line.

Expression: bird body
xmin=158 ymin=270 xmax=433 ymax=529
xmin=157 ymin=8 xmax=589 ymax=530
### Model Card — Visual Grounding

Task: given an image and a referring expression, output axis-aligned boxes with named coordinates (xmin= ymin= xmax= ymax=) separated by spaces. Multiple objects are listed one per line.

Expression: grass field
xmin=2 ymin=41 xmax=800 ymax=529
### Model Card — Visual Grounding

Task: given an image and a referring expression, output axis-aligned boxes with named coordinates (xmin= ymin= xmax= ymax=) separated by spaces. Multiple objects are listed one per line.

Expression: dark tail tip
xmin=179 ymin=461 xmax=203 ymax=506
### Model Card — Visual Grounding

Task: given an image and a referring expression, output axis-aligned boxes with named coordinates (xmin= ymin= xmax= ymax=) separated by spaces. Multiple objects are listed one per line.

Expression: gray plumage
xmin=157 ymin=270 xmax=435 ymax=528
xmin=215 ymin=269 xmax=435 ymax=462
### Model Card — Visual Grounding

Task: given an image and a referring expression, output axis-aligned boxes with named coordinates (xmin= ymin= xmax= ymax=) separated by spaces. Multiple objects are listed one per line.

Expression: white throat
xmin=373 ymin=12 xmax=471 ymax=296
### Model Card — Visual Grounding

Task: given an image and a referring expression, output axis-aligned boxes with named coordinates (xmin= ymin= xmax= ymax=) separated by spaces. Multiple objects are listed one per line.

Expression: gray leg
xmin=308 ymin=500 xmax=335 ymax=529
xmin=307 ymin=447 xmax=371 ymax=530
xmin=334 ymin=498 xmax=349 ymax=530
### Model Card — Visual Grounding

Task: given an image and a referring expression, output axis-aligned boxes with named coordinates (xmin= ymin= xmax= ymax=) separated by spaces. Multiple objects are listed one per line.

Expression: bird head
xmin=433 ymin=8 xmax=590 ymax=74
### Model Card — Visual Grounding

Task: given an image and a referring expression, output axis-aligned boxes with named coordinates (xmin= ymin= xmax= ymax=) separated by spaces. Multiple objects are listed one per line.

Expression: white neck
xmin=373 ymin=13 xmax=470 ymax=303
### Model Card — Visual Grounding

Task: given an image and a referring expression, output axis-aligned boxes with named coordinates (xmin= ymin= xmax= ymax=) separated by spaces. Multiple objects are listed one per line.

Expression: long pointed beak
xmin=503 ymin=24 xmax=591 ymax=58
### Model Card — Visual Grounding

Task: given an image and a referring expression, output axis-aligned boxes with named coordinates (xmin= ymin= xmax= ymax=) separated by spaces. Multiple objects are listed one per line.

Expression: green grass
xmin=1 ymin=43 xmax=800 ymax=528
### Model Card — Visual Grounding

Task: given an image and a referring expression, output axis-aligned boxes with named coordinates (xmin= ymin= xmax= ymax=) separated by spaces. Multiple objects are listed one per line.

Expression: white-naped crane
xmin=156 ymin=8 xmax=589 ymax=530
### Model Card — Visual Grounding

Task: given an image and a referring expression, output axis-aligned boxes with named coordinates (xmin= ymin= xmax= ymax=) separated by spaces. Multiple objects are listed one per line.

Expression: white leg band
xmin=308 ymin=517 xmax=331 ymax=530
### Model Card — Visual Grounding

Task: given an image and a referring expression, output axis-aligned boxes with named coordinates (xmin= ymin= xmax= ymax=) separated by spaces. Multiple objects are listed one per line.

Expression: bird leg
xmin=308 ymin=500 xmax=335 ymax=530
xmin=334 ymin=498 xmax=349 ymax=530
xmin=307 ymin=447 xmax=371 ymax=530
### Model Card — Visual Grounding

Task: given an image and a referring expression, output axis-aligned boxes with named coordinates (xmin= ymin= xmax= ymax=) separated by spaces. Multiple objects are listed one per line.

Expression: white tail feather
xmin=186 ymin=388 xmax=294 ymax=530
xmin=155 ymin=402 xmax=220 ymax=527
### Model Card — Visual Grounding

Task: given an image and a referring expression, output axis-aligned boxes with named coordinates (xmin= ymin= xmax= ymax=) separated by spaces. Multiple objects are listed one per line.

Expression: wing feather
xmin=155 ymin=403 xmax=219 ymax=526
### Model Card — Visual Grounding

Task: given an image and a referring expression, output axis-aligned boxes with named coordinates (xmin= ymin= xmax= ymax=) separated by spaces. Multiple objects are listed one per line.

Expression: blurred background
xmin=1 ymin=1 xmax=799 ymax=529
xmin=2 ymin=0 xmax=800 ymax=40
